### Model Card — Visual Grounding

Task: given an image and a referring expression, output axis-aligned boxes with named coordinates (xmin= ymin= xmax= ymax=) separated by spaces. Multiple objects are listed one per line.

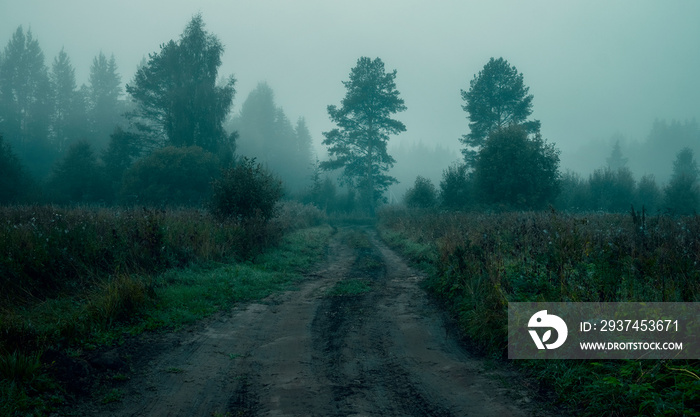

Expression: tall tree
xmin=231 ymin=83 xmax=313 ymax=192
xmin=606 ymin=138 xmax=628 ymax=170
xmin=126 ymin=14 xmax=236 ymax=154
xmin=51 ymin=48 xmax=88 ymax=151
xmin=664 ymin=147 xmax=700 ymax=215
xmin=460 ymin=57 xmax=539 ymax=165
xmin=88 ymin=52 xmax=123 ymax=149
xmin=0 ymin=26 xmax=55 ymax=177
xmin=321 ymin=57 xmax=406 ymax=214
xmin=293 ymin=117 xmax=314 ymax=186
xmin=232 ymin=82 xmax=276 ymax=160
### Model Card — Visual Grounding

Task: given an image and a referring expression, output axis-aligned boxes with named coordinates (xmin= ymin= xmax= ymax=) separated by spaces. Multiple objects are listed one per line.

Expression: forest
xmin=0 ymin=13 xmax=698 ymax=417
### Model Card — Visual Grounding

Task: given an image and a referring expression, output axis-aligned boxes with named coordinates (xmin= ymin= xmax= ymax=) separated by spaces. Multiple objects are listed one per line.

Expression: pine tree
xmin=606 ymin=138 xmax=628 ymax=170
xmin=88 ymin=52 xmax=123 ymax=149
xmin=51 ymin=48 xmax=87 ymax=151
xmin=321 ymin=57 xmax=406 ymax=214
xmin=0 ymin=26 xmax=55 ymax=177
xmin=460 ymin=57 xmax=539 ymax=165
xmin=664 ymin=147 xmax=700 ymax=214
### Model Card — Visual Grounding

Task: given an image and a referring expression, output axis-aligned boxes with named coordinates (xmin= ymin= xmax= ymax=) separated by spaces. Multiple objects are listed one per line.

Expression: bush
xmin=473 ymin=125 xmax=560 ymax=210
xmin=404 ymin=176 xmax=437 ymax=208
xmin=209 ymin=157 xmax=283 ymax=222
xmin=120 ymin=146 xmax=219 ymax=207
xmin=273 ymin=200 xmax=326 ymax=231
xmin=439 ymin=163 xmax=472 ymax=209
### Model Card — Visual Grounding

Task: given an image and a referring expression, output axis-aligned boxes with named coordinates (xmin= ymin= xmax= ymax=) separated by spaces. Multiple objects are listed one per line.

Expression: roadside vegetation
xmin=0 ymin=202 xmax=330 ymax=416
xmin=378 ymin=207 xmax=700 ymax=416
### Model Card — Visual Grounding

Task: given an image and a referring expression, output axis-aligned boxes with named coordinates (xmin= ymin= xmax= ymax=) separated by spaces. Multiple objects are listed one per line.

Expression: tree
xmin=88 ymin=52 xmax=123 ymax=149
xmin=232 ymin=82 xmax=277 ymax=160
xmin=126 ymin=14 xmax=236 ymax=154
xmin=636 ymin=174 xmax=662 ymax=213
xmin=460 ymin=57 xmax=539 ymax=165
xmin=0 ymin=26 xmax=55 ymax=177
xmin=51 ymin=48 xmax=88 ymax=152
xmin=606 ymin=138 xmax=628 ymax=170
xmin=439 ymin=162 xmax=472 ymax=210
xmin=473 ymin=125 xmax=559 ymax=209
xmin=664 ymin=147 xmax=699 ymax=215
xmin=404 ymin=176 xmax=437 ymax=208
xmin=231 ymin=83 xmax=313 ymax=193
xmin=588 ymin=167 xmax=636 ymax=212
xmin=671 ymin=147 xmax=699 ymax=181
xmin=555 ymin=170 xmax=589 ymax=212
xmin=304 ymin=159 xmax=338 ymax=212
xmin=291 ymin=117 xmax=314 ymax=190
xmin=0 ymin=135 xmax=32 ymax=203
xmin=102 ymin=127 xmax=142 ymax=200
xmin=321 ymin=57 xmax=406 ymax=214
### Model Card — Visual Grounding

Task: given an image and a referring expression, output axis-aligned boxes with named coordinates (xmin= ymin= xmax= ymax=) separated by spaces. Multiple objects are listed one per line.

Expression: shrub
xmin=473 ymin=125 xmax=560 ymax=210
xmin=273 ymin=200 xmax=326 ymax=231
xmin=439 ymin=163 xmax=472 ymax=209
xmin=404 ymin=176 xmax=437 ymax=208
xmin=120 ymin=146 xmax=219 ymax=207
xmin=209 ymin=157 xmax=283 ymax=222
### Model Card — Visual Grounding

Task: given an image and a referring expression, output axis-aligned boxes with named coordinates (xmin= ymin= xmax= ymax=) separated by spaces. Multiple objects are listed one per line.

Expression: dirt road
xmin=70 ymin=227 xmax=549 ymax=416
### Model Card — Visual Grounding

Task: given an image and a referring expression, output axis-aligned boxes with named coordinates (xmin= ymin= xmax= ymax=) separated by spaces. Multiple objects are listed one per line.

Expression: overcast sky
xmin=2 ymin=0 xmax=699 ymax=171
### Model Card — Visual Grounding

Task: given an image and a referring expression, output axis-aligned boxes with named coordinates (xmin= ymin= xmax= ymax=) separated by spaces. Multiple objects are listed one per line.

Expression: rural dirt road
xmin=68 ymin=227 xmax=553 ymax=416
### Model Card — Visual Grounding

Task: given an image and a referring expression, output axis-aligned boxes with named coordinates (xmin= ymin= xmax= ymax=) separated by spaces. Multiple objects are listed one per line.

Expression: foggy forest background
xmin=0 ymin=15 xmax=698 ymax=214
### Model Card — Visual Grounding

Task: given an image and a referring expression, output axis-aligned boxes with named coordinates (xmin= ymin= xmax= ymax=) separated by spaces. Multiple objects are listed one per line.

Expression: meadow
xmin=378 ymin=207 xmax=699 ymax=416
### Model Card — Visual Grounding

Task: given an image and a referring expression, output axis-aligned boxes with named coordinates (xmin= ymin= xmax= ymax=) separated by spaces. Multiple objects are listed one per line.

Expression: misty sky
xmin=2 ymin=0 xmax=699 ymax=173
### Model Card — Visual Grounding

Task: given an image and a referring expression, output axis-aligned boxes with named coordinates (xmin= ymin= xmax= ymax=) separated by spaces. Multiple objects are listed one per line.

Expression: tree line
xmin=0 ymin=15 xmax=314 ymax=212
xmin=1 ymin=15 xmax=697 ymax=216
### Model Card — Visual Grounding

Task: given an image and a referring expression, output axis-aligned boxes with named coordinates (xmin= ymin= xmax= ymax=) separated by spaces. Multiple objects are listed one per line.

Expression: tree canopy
xmin=321 ymin=57 xmax=406 ymax=214
xmin=460 ymin=57 xmax=539 ymax=165
xmin=126 ymin=14 xmax=236 ymax=154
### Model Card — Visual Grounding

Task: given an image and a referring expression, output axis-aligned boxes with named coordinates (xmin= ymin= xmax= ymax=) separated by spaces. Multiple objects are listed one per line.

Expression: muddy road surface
xmin=71 ymin=227 xmax=550 ymax=416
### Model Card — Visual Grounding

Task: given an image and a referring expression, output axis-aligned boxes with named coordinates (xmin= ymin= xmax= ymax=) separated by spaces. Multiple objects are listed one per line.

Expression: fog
xmin=2 ymin=0 xmax=699 ymax=195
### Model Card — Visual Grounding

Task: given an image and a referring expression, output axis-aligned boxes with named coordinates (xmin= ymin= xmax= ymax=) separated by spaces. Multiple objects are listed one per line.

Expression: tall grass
xmin=0 ymin=202 xmax=326 ymax=306
xmin=378 ymin=207 xmax=700 ymax=416
xmin=0 ymin=201 xmax=328 ymax=415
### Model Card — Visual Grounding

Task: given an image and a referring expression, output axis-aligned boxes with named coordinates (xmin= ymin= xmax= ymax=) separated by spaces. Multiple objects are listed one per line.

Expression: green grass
xmin=326 ymin=279 xmax=373 ymax=297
